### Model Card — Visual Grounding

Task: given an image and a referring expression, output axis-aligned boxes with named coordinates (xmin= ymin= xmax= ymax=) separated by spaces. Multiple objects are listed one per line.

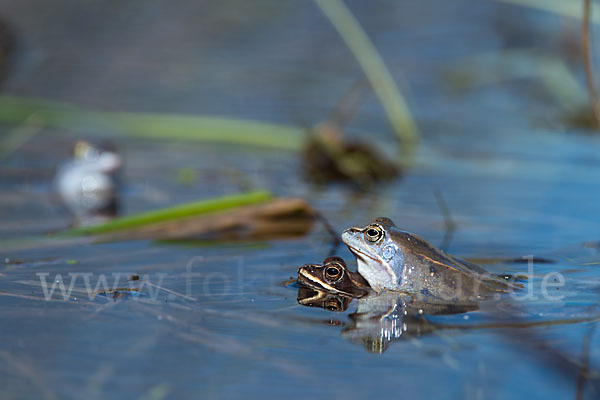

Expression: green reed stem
xmin=0 ymin=96 xmax=304 ymax=151
xmin=314 ymin=0 xmax=419 ymax=163
xmin=64 ymin=190 xmax=273 ymax=236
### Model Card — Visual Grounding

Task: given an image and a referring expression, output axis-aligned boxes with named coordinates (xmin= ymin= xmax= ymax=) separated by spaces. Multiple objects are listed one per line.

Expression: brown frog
xmin=297 ymin=256 xmax=371 ymax=298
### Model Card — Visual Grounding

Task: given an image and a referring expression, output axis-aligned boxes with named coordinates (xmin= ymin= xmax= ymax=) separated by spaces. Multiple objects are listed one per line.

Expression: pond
xmin=1 ymin=1 xmax=600 ymax=399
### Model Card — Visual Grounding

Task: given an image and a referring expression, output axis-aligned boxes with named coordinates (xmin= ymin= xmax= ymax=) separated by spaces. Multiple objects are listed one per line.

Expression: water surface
xmin=1 ymin=1 xmax=600 ymax=399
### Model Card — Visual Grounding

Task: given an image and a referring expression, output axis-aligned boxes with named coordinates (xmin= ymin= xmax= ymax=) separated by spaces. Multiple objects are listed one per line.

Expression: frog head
xmin=297 ymin=256 xmax=371 ymax=297
xmin=341 ymin=217 xmax=405 ymax=292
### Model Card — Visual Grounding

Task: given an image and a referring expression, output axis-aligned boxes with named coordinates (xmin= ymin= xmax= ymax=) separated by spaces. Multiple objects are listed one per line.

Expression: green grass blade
xmin=314 ymin=0 xmax=419 ymax=161
xmin=0 ymin=96 xmax=304 ymax=151
xmin=65 ymin=190 xmax=273 ymax=236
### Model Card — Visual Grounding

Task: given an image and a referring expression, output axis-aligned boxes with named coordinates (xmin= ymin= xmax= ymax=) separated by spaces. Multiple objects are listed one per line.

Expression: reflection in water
xmin=297 ymin=287 xmax=477 ymax=353
xmin=297 ymin=286 xmax=351 ymax=312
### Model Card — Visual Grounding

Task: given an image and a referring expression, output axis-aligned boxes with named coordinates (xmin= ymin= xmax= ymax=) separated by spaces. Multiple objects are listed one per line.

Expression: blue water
xmin=1 ymin=0 xmax=600 ymax=399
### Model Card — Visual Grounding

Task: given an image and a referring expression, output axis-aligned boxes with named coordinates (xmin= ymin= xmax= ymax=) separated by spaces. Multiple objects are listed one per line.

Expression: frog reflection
xmin=297 ymin=286 xmax=351 ymax=312
xmin=344 ymin=290 xmax=476 ymax=353
xmin=297 ymin=286 xmax=476 ymax=353
xmin=297 ymin=257 xmax=477 ymax=353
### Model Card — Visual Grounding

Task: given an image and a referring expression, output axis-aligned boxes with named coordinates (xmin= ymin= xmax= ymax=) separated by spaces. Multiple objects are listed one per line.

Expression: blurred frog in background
xmin=54 ymin=140 xmax=122 ymax=226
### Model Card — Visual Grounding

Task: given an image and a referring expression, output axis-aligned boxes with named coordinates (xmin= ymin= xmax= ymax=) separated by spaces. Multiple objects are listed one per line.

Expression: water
xmin=2 ymin=1 xmax=600 ymax=399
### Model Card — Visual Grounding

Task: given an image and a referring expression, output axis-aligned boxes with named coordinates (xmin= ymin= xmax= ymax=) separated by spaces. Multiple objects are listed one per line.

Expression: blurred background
xmin=2 ymin=0 xmax=599 ymax=245
xmin=1 ymin=1 xmax=600 ymax=399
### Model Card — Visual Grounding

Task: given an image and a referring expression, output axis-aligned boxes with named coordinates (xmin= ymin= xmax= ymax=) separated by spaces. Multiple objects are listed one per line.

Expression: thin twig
xmin=143 ymin=282 xmax=196 ymax=302
xmin=328 ymin=77 xmax=370 ymax=128
xmin=434 ymin=189 xmax=456 ymax=252
xmin=582 ymin=0 xmax=600 ymax=128
xmin=314 ymin=211 xmax=341 ymax=255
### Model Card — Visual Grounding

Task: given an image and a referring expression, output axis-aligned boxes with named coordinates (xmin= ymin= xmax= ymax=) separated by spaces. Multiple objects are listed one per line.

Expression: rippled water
xmin=2 ymin=1 xmax=600 ymax=399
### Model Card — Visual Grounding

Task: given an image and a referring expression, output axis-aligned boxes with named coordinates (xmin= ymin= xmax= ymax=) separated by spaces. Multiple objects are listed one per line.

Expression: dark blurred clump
xmin=303 ymin=122 xmax=399 ymax=188
xmin=564 ymin=107 xmax=599 ymax=130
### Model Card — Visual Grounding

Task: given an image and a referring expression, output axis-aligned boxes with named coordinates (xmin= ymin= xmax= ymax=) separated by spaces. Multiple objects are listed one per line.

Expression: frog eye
xmin=364 ymin=225 xmax=383 ymax=242
xmin=324 ymin=264 xmax=344 ymax=282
